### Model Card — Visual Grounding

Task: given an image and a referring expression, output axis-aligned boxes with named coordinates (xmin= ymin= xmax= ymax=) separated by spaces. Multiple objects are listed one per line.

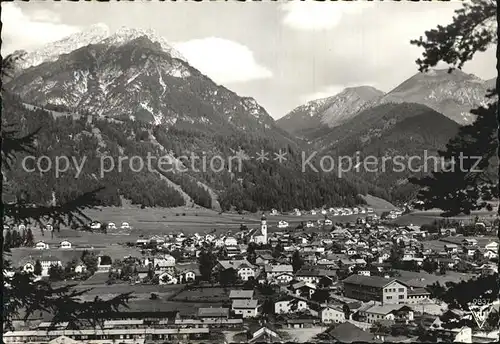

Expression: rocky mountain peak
xmin=102 ymin=26 xmax=186 ymax=61
xmin=13 ymin=24 xmax=186 ymax=71
xmin=380 ymin=69 xmax=494 ymax=125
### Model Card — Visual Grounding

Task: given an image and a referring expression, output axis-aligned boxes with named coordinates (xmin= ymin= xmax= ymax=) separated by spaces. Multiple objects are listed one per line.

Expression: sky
xmin=1 ymin=0 xmax=496 ymax=119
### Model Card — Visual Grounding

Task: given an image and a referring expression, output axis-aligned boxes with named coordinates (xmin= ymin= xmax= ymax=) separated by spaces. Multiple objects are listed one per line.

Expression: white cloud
xmin=280 ymin=1 xmax=374 ymax=31
xmin=1 ymin=3 xmax=81 ymax=54
xmin=173 ymin=37 xmax=273 ymax=84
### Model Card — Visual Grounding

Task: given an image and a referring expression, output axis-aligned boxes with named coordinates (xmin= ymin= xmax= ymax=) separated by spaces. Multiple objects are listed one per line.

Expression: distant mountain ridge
xmin=313 ymin=102 xmax=461 ymax=202
xmin=277 ymin=86 xmax=384 ymax=137
xmin=379 ymin=69 xmax=494 ymax=125
xmin=13 ymin=24 xmax=186 ymax=70
xmin=4 ymin=27 xmax=373 ymax=212
xmin=6 ymin=25 xmax=495 ymax=209
xmin=7 ymin=35 xmax=290 ymax=143
xmin=278 ymin=69 xmax=494 ymax=139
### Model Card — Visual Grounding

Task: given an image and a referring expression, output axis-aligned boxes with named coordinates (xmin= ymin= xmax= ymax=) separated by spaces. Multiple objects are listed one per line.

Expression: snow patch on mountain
xmin=16 ymin=24 xmax=187 ymax=70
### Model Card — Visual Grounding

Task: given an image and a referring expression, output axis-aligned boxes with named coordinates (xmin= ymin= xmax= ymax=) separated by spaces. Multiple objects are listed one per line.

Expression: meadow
xmin=171 ymin=286 xmax=230 ymax=303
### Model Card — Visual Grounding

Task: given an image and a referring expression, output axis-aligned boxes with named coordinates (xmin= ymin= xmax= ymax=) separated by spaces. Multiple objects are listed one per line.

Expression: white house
xmin=59 ymin=241 xmax=72 ymax=249
xmin=74 ymin=263 xmax=86 ymax=274
xmin=485 ymin=241 xmax=499 ymax=252
xmin=40 ymin=257 xmax=63 ymax=277
xmin=107 ymin=222 xmax=117 ymax=230
xmin=484 ymin=250 xmax=498 ymax=260
xmin=23 ymin=262 xmax=35 ymax=273
xmin=121 ymin=222 xmax=131 ymax=230
xmin=273 ymin=272 xmax=294 ymax=285
xmin=154 ymin=254 xmax=176 ymax=271
xmin=232 ymin=299 xmax=259 ymax=318
xmin=319 ymin=306 xmax=346 ymax=324
xmin=181 ymin=270 xmax=197 ymax=283
xmin=359 ymin=304 xmax=414 ymax=324
xmin=292 ymin=281 xmax=317 ymax=298
xmin=274 ymin=297 xmax=308 ymax=314
xmin=90 ymin=221 xmax=101 ymax=230
xmin=264 ymin=264 xmax=293 ymax=281
xmin=277 ymin=221 xmax=289 ymax=229
xmin=35 ymin=241 xmax=49 ymax=250
xmin=159 ymin=271 xmax=178 ymax=285
xmin=217 ymin=260 xmax=256 ymax=281
xmin=224 ymin=237 xmax=238 ymax=246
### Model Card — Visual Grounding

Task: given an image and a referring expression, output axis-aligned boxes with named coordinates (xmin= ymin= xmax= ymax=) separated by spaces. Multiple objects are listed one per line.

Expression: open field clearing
xmin=72 ymin=282 xmax=183 ymax=301
xmin=392 ymin=210 xmax=497 ymax=226
xmin=421 ymin=236 xmax=497 ymax=251
xmin=171 ymin=286 xmax=230 ymax=303
xmin=283 ymin=327 xmax=327 ymax=342
xmin=395 ymin=269 xmax=478 ymax=286
xmin=10 ymin=244 xmax=143 ymax=263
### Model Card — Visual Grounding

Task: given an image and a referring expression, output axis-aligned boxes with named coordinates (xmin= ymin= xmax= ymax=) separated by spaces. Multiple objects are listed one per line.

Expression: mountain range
xmin=4 ymin=27 xmax=368 ymax=212
xmin=278 ymin=70 xmax=495 ymax=141
xmin=4 ymin=26 xmax=496 ymax=210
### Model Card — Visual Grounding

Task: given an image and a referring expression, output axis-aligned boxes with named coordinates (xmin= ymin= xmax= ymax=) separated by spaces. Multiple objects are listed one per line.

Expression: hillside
xmin=312 ymin=102 xmax=461 ymax=202
xmin=379 ymin=69 xmax=494 ymax=125
xmin=278 ymin=69 xmax=493 ymax=142
xmin=4 ymin=31 xmax=376 ymax=214
xmin=7 ymin=34 xmax=296 ymax=146
xmin=277 ymin=86 xmax=384 ymax=138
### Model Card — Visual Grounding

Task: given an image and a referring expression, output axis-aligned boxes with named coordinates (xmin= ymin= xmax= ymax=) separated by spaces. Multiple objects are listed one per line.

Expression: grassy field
xmin=24 ymin=203 xmax=396 ymax=247
xmin=171 ymin=286 xmax=230 ymax=303
xmin=360 ymin=194 xmax=396 ymax=210
xmin=419 ymin=236 xmax=497 ymax=254
xmin=392 ymin=210 xmax=497 ymax=226
xmin=395 ymin=269 xmax=477 ymax=286
xmin=119 ymin=298 xmax=222 ymax=317
xmin=73 ymin=281 xmax=184 ymax=301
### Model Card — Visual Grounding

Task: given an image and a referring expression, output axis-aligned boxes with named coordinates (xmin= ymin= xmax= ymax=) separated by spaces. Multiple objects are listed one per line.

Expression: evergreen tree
xmin=410 ymin=0 xmax=497 ymax=74
xmin=81 ymin=251 xmax=99 ymax=275
xmin=48 ymin=265 xmax=65 ymax=282
xmin=2 ymin=53 xmax=130 ymax=331
xmin=409 ymin=0 xmax=499 ymax=282
xmin=291 ymin=251 xmax=304 ymax=273
xmin=198 ymin=249 xmax=216 ymax=282
xmin=4 ymin=230 xmax=12 ymax=252
xmin=25 ymin=228 xmax=34 ymax=247
xmin=34 ymin=260 xmax=42 ymax=276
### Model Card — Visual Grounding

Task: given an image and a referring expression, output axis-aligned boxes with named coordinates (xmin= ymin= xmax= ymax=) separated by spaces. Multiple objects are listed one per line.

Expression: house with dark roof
xmin=291 ymin=281 xmax=317 ymax=299
xmin=255 ymin=253 xmax=274 ymax=266
xmin=342 ymin=275 xmax=409 ymax=304
xmin=215 ymin=259 xmax=256 ymax=281
xmin=318 ymin=322 xmax=380 ymax=343
xmin=246 ymin=323 xmax=281 ymax=343
xmin=274 ymin=295 xmax=308 ymax=314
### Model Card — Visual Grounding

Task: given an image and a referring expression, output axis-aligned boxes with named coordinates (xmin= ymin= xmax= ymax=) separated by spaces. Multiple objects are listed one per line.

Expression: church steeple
xmin=260 ymin=213 xmax=267 ymax=244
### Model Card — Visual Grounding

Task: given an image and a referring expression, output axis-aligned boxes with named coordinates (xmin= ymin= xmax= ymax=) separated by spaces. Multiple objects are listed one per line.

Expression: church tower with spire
xmin=260 ymin=213 xmax=267 ymax=244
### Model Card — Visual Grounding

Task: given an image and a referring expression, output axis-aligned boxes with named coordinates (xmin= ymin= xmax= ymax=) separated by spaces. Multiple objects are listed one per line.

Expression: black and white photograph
xmin=1 ymin=0 xmax=499 ymax=343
